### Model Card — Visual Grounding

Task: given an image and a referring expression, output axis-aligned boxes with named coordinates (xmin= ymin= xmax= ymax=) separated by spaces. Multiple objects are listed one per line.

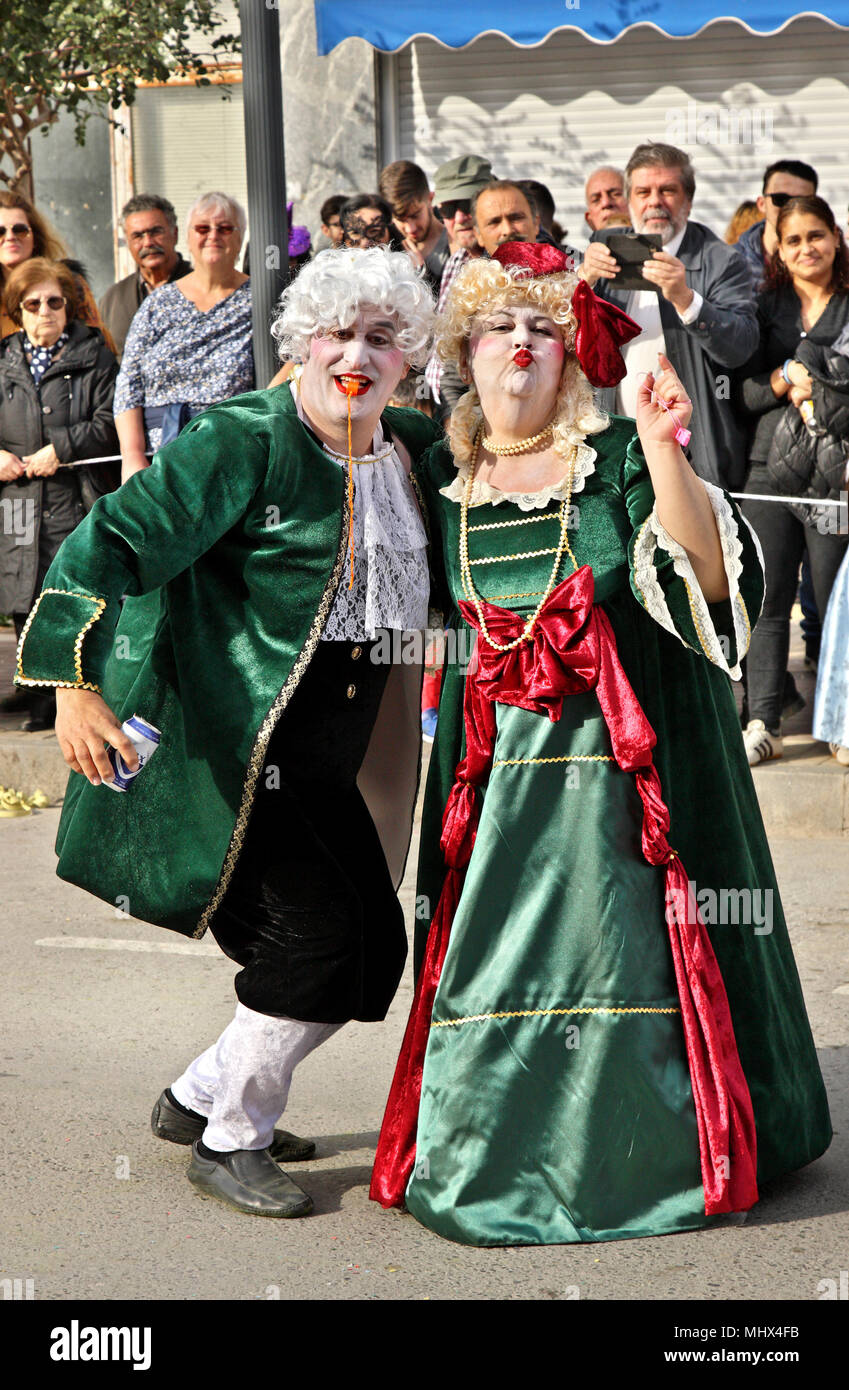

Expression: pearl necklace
xmin=481 ymin=423 xmax=553 ymax=455
xmin=459 ymin=427 xmax=579 ymax=653
xmin=321 ymin=441 xmax=395 ymax=465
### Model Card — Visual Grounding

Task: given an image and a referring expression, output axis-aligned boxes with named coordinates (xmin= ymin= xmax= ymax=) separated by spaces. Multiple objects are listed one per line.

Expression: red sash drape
xmin=369 ymin=565 xmax=758 ymax=1216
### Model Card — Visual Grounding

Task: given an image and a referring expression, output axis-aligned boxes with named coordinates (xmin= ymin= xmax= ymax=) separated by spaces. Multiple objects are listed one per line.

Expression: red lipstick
xmin=512 ymin=349 xmax=533 ymax=368
xmin=335 ymin=373 xmax=372 ymax=396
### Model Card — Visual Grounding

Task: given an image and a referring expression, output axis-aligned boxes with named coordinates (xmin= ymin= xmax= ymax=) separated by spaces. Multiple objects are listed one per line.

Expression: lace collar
xmin=439 ymin=440 xmax=598 ymax=511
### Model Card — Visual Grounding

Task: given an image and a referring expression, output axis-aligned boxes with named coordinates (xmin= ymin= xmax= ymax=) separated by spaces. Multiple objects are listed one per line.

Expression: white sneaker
xmin=829 ymin=743 xmax=849 ymax=767
xmin=744 ymin=719 xmax=783 ymax=766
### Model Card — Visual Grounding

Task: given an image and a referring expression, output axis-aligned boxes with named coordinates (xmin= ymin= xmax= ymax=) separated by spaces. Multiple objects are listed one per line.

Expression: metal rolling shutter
xmin=392 ymin=18 xmax=849 ymax=249
xmin=129 ymin=82 xmax=248 ymax=239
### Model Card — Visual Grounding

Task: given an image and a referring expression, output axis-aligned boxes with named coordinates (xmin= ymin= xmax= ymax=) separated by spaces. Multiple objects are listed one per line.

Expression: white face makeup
xmin=298 ymin=308 xmax=409 ymax=442
xmin=467 ymin=303 xmax=566 ymax=408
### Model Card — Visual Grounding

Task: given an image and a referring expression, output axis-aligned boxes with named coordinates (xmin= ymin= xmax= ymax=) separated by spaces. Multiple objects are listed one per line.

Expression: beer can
xmin=105 ymin=714 xmax=161 ymax=792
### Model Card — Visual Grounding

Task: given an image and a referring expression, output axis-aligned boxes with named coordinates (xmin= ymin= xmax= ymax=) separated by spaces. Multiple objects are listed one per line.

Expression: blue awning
xmin=314 ymin=1 xmax=849 ymax=53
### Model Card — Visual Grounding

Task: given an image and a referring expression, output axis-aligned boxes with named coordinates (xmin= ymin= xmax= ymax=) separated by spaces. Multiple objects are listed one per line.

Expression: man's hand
xmin=0 ymin=449 xmax=26 ymax=482
xmin=640 ymin=251 xmax=693 ymax=314
xmin=579 ymin=241 xmax=620 ymax=287
xmin=789 ymin=384 xmax=812 ymax=409
xmin=55 ymin=687 xmax=139 ymax=786
xmin=24 ymin=443 xmax=60 ymax=478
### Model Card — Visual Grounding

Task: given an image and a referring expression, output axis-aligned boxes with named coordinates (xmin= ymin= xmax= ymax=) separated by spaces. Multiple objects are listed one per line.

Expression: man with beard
xmin=99 ymin=195 xmax=191 ymax=359
xmin=379 ymin=160 xmax=449 ymax=295
xmin=580 ymin=142 xmax=758 ymax=490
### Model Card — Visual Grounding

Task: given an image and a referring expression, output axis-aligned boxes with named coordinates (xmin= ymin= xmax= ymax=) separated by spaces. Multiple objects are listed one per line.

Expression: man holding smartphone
xmin=580 ymin=141 xmax=758 ymax=490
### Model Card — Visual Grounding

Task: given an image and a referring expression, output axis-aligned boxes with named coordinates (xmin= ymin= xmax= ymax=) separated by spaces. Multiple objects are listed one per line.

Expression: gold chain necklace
xmin=459 ymin=427 xmax=579 ymax=652
xmin=481 ymin=423 xmax=554 ymax=455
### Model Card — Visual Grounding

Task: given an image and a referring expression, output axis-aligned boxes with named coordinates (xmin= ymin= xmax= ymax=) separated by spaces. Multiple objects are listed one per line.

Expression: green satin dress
xmin=405 ymin=417 xmax=831 ymax=1246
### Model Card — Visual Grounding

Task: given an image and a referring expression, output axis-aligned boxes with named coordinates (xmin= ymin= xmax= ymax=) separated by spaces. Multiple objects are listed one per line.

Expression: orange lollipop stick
xmin=344 ymin=380 xmax=357 ymax=589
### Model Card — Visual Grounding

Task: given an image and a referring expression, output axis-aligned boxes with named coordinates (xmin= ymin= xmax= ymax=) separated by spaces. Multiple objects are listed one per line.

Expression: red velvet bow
xmin=493 ymin=240 xmax=574 ymax=278
xmin=459 ymin=567 xmax=656 ymax=772
xmin=571 ymin=277 xmax=642 ymax=387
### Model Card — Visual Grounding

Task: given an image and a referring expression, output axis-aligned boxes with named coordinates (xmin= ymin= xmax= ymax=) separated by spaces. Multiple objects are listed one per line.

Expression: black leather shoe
xmin=151 ymin=1088 xmax=316 ymax=1163
xmin=187 ymin=1141 xmax=313 ymax=1217
xmin=0 ymin=689 xmax=30 ymax=713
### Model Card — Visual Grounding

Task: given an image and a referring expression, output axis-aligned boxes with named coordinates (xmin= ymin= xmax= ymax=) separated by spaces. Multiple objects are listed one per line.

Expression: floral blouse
xmin=113 ymin=280 xmax=254 ymax=424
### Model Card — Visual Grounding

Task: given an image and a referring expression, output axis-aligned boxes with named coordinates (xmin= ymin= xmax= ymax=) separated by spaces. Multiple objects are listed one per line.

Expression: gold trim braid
xmin=468 ymin=511 xmax=561 ymax=533
xmin=433 ymin=1005 xmax=681 ymax=1028
xmin=193 ymin=495 xmax=349 ymax=940
xmin=15 ymin=587 xmax=106 ymax=693
xmin=492 ymin=754 xmax=615 ymax=767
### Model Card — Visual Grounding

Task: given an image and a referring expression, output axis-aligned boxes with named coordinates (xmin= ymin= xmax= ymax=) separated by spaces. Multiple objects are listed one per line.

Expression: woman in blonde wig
xmin=371 ymin=241 xmax=831 ymax=1246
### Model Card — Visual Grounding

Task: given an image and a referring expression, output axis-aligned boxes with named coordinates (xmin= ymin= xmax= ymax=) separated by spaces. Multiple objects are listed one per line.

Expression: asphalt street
xmin=1 ymin=798 xmax=847 ymax=1305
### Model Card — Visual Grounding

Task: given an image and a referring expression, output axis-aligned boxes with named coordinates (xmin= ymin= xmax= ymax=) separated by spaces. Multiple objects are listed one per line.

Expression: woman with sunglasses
xmin=0 ymin=191 xmax=115 ymax=351
xmin=113 ymin=191 xmax=253 ymax=483
xmin=0 ymin=258 xmax=119 ymax=729
xmin=738 ymin=195 xmax=849 ymax=765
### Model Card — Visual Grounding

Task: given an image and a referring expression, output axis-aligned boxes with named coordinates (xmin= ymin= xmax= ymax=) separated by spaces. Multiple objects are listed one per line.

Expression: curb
xmin=749 ymin=735 xmax=849 ymax=837
xmin=3 ymin=628 xmax=848 ymax=836
xmin=1 ymin=726 xmax=847 ymax=836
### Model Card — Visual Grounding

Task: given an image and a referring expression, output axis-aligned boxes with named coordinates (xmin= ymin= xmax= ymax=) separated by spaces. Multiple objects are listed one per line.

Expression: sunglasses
xmin=0 ymin=223 xmax=33 ymax=241
xmin=765 ymin=192 xmax=798 ymax=208
xmin=192 ymin=222 xmax=235 ymax=236
xmin=21 ymin=295 xmax=65 ymax=313
xmin=438 ymin=200 xmax=472 ymax=220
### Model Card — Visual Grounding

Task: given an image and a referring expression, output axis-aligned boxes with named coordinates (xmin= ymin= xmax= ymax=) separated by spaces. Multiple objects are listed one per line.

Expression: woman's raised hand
xmin=635 ymin=353 xmax=693 ymax=449
xmin=55 ymin=687 xmax=139 ymax=786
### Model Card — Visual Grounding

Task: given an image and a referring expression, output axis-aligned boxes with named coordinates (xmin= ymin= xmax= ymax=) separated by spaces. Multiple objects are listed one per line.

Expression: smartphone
xmin=593 ymin=228 xmax=663 ymax=291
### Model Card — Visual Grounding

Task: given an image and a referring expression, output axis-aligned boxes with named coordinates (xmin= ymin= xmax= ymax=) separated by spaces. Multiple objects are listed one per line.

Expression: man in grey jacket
xmin=580 ymin=141 xmax=758 ymax=490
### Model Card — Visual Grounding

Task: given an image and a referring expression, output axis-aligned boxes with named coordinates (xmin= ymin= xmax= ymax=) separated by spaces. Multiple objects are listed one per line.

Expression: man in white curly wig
xmin=17 ymin=247 xmax=442 ymax=1219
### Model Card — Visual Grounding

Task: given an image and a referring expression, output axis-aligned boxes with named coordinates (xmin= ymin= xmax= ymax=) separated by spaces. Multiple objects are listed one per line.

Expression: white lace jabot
xmin=290 ymin=380 xmax=429 ymax=639
xmin=439 ymin=440 xmax=598 ymax=511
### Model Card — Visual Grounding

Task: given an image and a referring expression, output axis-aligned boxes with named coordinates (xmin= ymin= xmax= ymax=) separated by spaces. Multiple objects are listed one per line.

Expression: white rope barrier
xmin=730 ymin=492 xmax=847 ymax=508
xmin=48 ymin=465 xmax=849 ymax=510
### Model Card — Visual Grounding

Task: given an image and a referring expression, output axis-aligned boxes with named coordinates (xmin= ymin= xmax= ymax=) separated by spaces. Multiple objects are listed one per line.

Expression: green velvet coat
xmin=15 ymin=385 xmax=440 ymax=938
xmin=403 ymin=417 xmax=832 ymax=1246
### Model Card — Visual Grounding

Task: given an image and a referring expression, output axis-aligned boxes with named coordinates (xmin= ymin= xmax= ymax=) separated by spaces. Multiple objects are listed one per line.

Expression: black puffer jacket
xmin=0 ymin=320 xmax=119 ymax=613
xmin=767 ymin=337 xmax=849 ymax=498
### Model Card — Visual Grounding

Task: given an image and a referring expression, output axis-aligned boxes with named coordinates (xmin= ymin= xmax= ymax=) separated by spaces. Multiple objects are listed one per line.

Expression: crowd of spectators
xmin=1 ymin=143 xmax=847 ymax=769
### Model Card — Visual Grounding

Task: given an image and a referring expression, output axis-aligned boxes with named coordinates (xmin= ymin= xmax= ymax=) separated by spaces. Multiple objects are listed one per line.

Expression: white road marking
xmin=36 ymin=936 xmax=220 ymax=956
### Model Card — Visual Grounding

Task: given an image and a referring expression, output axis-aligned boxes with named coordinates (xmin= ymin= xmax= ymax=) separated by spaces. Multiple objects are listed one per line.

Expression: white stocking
xmin=171 ymin=1002 xmax=342 ymax=1151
